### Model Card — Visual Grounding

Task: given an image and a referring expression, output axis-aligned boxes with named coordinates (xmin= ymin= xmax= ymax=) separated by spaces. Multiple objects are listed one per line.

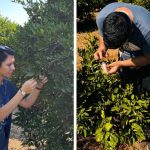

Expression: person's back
xmin=96 ymin=2 xmax=150 ymax=39
xmin=96 ymin=2 xmax=150 ymax=58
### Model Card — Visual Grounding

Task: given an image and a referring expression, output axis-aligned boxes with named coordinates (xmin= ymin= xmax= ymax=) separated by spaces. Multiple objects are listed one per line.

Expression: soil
xmin=9 ymin=139 xmax=35 ymax=150
xmin=77 ymin=137 xmax=103 ymax=150
xmin=77 ymin=136 xmax=149 ymax=150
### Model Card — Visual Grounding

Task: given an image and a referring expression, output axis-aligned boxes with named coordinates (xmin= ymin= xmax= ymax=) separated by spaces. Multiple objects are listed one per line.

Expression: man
xmin=94 ymin=2 xmax=150 ymax=91
xmin=0 ymin=46 xmax=48 ymax=149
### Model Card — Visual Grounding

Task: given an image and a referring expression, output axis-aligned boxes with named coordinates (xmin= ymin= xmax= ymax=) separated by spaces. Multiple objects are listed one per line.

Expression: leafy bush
xmin=0 ymin=15 xmax=18 ymax=45
xmin=77 ymin=0 xmax=117 ymax=19
xmin=9 ymin=0 xmax=73 ymax=149
xmin=77 ymin=37 xmax=150 ymax=149
xmin=77 ymin=0 xmax=150 ymax=20
xmin=119 ymin=0 xmax=150 ymax=10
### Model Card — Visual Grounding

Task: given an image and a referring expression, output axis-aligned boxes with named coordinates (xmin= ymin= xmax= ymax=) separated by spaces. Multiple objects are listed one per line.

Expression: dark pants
xmin=0 ymin=120 xmax=11 ymax=150
xmin=119 ymin=50 xmax=150 ymax=92
xmin=0 ymin=125 xmax=9 ymax=150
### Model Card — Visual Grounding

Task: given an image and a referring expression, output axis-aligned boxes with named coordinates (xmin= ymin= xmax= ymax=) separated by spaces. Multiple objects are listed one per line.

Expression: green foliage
xmin=118 ymin=0 xmax=150 ymax=10
xmin=77 ymin=37 xmax=150 ymax=149
xmin=9 ymin=0 xmax=73 ymax=149
xmin=0 ymin=15 xmax=18 ymax=45
xmin=77 ymin=0 xmax=117 ymax=19
xmin=77 ymin=0 xmax=150 ymax=20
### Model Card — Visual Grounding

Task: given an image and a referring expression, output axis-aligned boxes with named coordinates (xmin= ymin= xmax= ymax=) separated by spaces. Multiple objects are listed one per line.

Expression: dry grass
xmin=9 ymin=139 xmax=35 ymax=150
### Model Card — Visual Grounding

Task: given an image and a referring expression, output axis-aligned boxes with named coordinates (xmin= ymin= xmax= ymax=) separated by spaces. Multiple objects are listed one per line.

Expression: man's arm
xmin=19 ymin=89 xmax=40 ymax=108
xmin=120 ymin=55 xmax=150 ymax=67
xmin=0 ymin=79 xmax=37 ymax=121
xmin=107 ymin=55 xmax=150 ymax=74
xmin=0 ymin=91 xmax=24 ymax=121
xmin=94 ymin=35 xmax=108 ymax=60
xmin=19 ymin=76 xmax=48 ymax=108
xmin=98 ymin=35 xmax=106 ymax=50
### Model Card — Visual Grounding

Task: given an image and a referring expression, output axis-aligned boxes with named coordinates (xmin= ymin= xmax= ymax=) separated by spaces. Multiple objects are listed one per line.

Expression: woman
xmin=0 ymin=46 xmax=48 ymax=149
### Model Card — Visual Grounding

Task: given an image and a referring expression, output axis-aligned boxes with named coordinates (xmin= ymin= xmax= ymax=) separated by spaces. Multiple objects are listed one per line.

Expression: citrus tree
xmin=10 ymin=0 xmax=73 ymax=149
xmin=77 ymin=37 xmax=150 ymax=149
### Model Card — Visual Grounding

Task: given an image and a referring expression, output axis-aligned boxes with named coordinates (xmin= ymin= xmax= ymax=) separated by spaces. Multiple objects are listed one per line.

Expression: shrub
xmin=77 ymin=37 xmax=150 ymax=149
xmin=119 ymin=0 xmax=150 ymax=10
xmin=0 ymin=15 xmax=18 ymax=45
xmin=77 ymin=0 xmax=150 ymax=20
xmin=77 ymin=0 xmax=117 ymax=19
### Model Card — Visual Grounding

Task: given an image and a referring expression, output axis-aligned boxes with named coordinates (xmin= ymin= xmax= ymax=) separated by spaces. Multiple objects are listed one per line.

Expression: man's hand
xmin=19 ymin=76 xmax=48 ymax=109
xmin=107 ymin=61 xmax=122 ymax=74
xmin=36 ymin=75 xmax=48 ymax=89
xmin=94 ymin=47 xmax=109 ymax=60
xmin=21 ymin=79 xmax=37 ymax=94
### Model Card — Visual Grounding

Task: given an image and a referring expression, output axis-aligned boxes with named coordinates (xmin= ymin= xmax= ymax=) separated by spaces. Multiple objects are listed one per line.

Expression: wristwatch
xmin=19 ymin=89 xmax=26 ymax=97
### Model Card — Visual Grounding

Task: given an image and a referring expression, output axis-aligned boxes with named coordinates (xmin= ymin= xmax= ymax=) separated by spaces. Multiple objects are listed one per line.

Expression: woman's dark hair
xmin=103 ymin=12 xmax=132 ymax=49
xmin=0 ymin=46 xmax=15 ymax=66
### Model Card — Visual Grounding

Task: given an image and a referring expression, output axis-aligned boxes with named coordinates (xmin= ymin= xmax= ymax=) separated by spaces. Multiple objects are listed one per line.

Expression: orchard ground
xmin=9 ymin=110 xmax=36 ymax=149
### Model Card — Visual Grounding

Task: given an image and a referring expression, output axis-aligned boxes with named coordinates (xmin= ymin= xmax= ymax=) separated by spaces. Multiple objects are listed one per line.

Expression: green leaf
xmin=114 ymin=88 xmax=118 ymax=93
xmin=129 ymin=119 xmax=136 ymax=123
xmin=104 ymin=123 xmax=112 ymax=132
xmin=95 ymin=128 xmax=104 ymax=142
xmin=135 ymin=106 xmax=141 ymax=110
xmin=107 ymin=117 xmax=112 ymax=121
xmin=131 ymin=94 xmax=135 ymax=100
xmin=101 ymin=110 xmax=105 ymax=119
xmin=88 ymin=76 xmax=95 ymax=80
xmin=105 ymin=132 xmax=110 ymax=141
xmin=131 ymin=123 xmax=142 ymax=132
xmin=83 ymin=129 xmax=87 ymax=137
xmin=109 ymin=133 xmax=118 ymax=148
xmin=138 ymin=132 xmax=145 ymax=141
xmin=111 ymin=106 xmax=119 ymax=112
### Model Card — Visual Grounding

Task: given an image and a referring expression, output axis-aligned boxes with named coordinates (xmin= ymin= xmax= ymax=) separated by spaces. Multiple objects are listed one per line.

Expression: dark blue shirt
xmin=96 ymin=2 xmax=150 ymax=57
xmin=0 ymin=79 xmax=18 ymax=150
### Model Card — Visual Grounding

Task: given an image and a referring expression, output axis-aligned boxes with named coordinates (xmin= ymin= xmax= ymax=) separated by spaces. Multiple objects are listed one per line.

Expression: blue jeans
xmin=0 ymin=121 xmax=11 ymax=150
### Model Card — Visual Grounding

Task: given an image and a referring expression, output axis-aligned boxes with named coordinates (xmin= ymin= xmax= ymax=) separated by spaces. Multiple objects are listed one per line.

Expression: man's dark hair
xmin=103 ymin=12 xmax=132 ymax=49
xmin=0 ymin=46 xmax=15 ymax=66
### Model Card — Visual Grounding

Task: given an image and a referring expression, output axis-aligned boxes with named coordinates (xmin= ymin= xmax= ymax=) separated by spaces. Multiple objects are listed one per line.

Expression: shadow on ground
xmin=77 ymin=17 xmax=97 ymax=33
